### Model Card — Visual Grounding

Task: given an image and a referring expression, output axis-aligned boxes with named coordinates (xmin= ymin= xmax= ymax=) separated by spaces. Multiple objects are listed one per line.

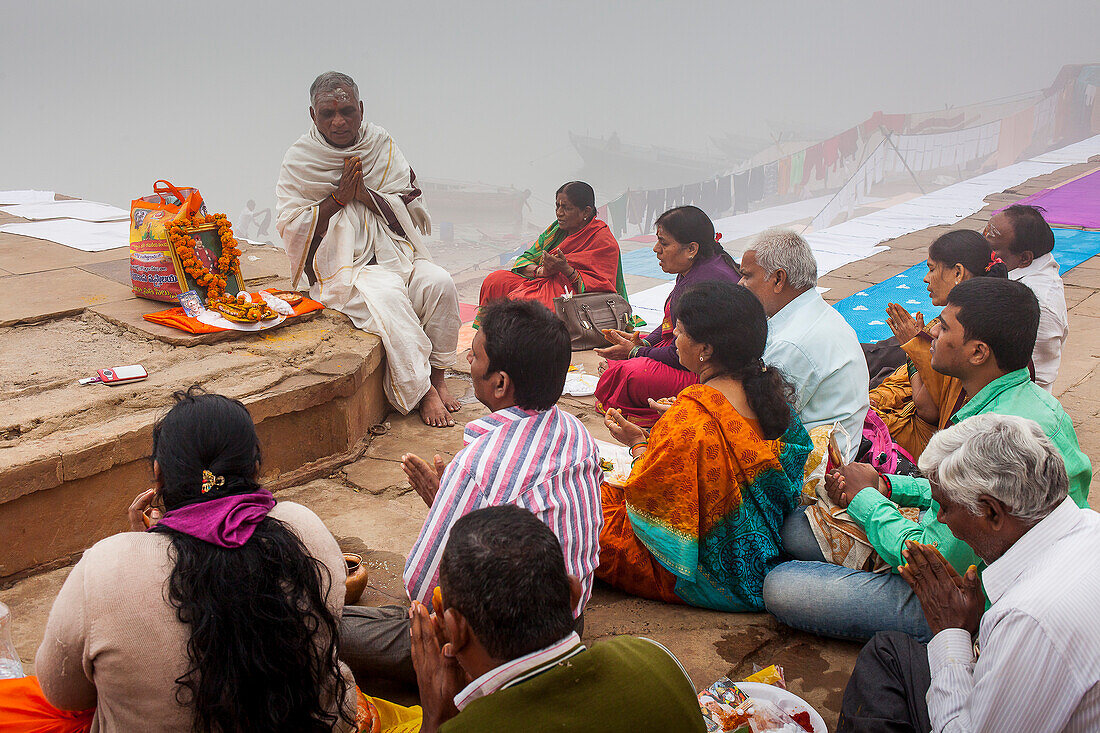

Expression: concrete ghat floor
xmin=4 ymin=160 xmax=1100 ymax=730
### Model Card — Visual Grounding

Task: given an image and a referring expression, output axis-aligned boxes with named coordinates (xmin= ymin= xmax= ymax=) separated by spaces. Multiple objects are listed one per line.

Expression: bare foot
xmin=430 ymin=368 xmax=462 ymax=413
xmin=419 ymin=386 xmax=455 ymax=428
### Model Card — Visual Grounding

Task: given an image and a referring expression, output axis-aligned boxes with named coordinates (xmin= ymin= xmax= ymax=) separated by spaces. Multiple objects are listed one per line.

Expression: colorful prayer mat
xmin=1002 ymin=169 xmax=1100 ymax=230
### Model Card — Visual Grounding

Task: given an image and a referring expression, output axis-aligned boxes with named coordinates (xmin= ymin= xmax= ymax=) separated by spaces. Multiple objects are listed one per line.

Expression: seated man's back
xmin=412 ymin=505 xmax=705 ymax=733
xmin=445 ymin=635 xmax=704 ymax=733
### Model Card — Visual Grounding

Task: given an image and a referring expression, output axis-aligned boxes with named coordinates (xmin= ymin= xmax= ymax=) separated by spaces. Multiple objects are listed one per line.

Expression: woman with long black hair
xmin=596 ymin=282 xmax=812 ymax=612
xmin=33 ymin=388 xmax=358 ymax=732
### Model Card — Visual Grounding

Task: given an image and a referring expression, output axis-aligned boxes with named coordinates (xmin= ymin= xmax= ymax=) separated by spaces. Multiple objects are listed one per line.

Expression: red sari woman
xmin=478 ymin=181 xmax=629 ymax=316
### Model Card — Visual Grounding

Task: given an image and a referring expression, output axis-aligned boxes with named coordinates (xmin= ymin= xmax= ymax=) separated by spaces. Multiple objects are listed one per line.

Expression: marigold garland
xmin=167 ymin=213 xmax=241 ymax=304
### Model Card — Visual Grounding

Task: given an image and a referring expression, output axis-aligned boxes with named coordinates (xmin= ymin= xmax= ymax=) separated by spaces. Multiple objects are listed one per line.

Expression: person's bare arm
xmin=303 ymin=157 xmax=361 ymax=286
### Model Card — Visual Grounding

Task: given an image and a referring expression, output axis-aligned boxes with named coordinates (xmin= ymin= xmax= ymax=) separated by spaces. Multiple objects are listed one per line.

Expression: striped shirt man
xmin=403 ymin=405 xmax=603 ymax=616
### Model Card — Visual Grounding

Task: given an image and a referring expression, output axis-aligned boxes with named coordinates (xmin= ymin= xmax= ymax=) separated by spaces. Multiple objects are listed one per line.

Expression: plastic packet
xmin=731 ymin=698 xmax=806 ymax=733
xmin=743 ymin=664 xmax=786 ymax=689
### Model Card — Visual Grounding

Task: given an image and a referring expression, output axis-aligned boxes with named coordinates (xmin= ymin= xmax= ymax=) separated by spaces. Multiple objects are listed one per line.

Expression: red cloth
xmin=478 ymin=219 xmax=622 ymax=311
xmin=594 ymin=356 xmax=698 ymax=428
xmin=0 ymin=676 xmax=94 ymax=732
xmin=802 ymin=144 xmax=825 ymax=184
xmin=823 ymin=137 xmax=840 ymax=170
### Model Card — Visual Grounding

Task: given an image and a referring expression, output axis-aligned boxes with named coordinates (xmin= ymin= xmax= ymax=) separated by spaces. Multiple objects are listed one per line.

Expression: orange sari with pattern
xmin=597 ymin=384 xmax=812 ymax=612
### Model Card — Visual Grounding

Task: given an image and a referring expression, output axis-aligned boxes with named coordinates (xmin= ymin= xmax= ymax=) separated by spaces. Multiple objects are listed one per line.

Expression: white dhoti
xmin=276 ymin=122 xmax=459 ymax=413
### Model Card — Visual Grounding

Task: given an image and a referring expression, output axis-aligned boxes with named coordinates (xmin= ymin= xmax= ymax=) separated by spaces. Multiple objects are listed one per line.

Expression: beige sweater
xmin=34 ymin=501 xmax=357 ymax=732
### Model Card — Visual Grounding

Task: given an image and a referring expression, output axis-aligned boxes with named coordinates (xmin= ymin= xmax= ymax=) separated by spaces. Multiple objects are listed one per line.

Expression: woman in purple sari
xmin=595 ymin=206 xmax=741 ymax=427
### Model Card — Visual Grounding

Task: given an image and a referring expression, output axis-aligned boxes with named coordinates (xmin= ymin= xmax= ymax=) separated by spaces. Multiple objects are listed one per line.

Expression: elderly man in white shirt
xmin=985 ymin=205 xmax=1068 ymax=392
xmin=738 ymin=228 xmax=869 ymax=461
xmin=836 ymin=413 xmax=1100 ymax=733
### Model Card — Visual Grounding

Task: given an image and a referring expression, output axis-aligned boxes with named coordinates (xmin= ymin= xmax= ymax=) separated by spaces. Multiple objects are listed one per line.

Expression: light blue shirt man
xmin=763 ymin=288 xmax=869 ymax=461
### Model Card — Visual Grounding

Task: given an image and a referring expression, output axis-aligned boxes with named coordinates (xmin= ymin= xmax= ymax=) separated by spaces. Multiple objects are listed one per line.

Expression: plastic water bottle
xmin=0 ymin=601 xmax=25 ymax=679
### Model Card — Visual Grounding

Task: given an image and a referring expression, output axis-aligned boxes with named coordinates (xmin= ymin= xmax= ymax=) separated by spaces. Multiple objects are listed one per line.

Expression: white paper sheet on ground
xmin=0 ymin=219 xmax=129 ymax=252
xmin=801 ymin=134 xmax=1100 ymax=261
xmin=0 ymin=190 xmax=55 ymax=205
xmin=563 ymin=372 xmax=600 ymax=397
xmin=713 ymin=195 xmax=834 ymax=244
xmin=0 ymin=200 xmax=128 ymax=222
xmin=596 ymin=439 xmax=634 ymax=487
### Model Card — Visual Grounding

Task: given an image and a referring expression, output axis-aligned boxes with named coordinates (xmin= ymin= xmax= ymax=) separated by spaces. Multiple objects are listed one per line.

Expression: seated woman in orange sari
xmin=597 ymin=282 xmax=812 ymax=612
xmin=478 ymin=181 xmax=629 ymax=317
xmin=870 ymin=230 xmax=1008 ymax=458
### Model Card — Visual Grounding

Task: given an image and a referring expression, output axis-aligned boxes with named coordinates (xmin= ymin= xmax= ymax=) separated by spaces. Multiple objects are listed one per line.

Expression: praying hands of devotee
xmin=824 ymin=462 xmax=889 ymax=508
xmin=898 ymin=540 xmax=983 ymax=635
xmin=402 ymin=452 xmax=447 ymax=506
xmin=885 ymin=302 xmax=925 ymax=344
xmin=409 ymin=600 xmax=464 ymax=733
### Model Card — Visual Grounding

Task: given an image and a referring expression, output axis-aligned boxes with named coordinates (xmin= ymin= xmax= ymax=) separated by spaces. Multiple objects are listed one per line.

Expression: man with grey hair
xmin=739 ymin=227 xmax=869 ymax=460
xmin=837 ymin=413 xmax=1100 ymax=732
xmin=277 ymin=71 xmax=461 ymax=427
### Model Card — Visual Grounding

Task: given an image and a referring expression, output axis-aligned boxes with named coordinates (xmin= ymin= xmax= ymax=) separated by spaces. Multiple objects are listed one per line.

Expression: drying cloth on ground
xmin=0 ymin=200 xmax=129 ymax=222
xmin=804 ymin=133 xmax=1100 ymax=259
xmin=0 ymin=189 xmax=55 ymax=204
xmin=712 ymin=195 xmax=833 ymax=243
xmin=1001 ymin=168 xmax=1100 ymax=230
xmin=834 ymin=227 xmax=1100 ymax=341
xmin=620 ymin=247 xmax=674 ymax=281
xmin=0 ymin=218 xmax=128 ymax=252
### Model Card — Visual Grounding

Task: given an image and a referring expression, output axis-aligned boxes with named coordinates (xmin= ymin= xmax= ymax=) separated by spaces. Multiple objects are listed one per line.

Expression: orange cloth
xmin=0 ymin=676 xmax=94 ymax=733
xmin=142 ymin=290 xmax=324 ymax=334
xmin=597 ymin=482 xmax=683 ymax=604
xmin=869 ymin=321 xmax=966 ymax=458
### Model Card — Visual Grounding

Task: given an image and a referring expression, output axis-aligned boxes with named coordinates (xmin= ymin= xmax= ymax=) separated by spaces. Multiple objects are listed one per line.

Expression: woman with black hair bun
xmin=32 ymin=388 xmax=364 ymax=732
xmin=596 ymin=282 xmax=812 ymax=612
xmin=594 ymin=205 xmax=741 ymax=428
xmin=870 ymin=229 xmax=1008 ymax=458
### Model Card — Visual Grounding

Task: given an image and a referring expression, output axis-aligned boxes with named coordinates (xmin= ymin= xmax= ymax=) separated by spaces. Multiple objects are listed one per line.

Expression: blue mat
xmin=835 ymin=227 xmax=1100 ymax=342
xmin=620 ymin=247 xmax=674 ymax=281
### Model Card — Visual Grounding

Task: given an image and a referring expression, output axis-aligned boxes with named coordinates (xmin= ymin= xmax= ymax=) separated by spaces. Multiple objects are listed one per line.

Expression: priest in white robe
xmin=277 ymin=72 xmax=460 ymax=426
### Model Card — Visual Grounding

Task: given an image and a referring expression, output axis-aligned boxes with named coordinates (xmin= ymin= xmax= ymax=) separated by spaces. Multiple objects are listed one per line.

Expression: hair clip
xmin=715 ymin=233 xmax=723 ymax=243
xmin=201 ymin=470 xmax=225 ymax=493
xmin=985 ymin=253 xmax=1004 ymax=273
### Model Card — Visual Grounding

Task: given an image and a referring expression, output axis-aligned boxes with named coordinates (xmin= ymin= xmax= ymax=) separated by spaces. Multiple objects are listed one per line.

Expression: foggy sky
xmin=2 ymin=0 xmax=1098 ymax=223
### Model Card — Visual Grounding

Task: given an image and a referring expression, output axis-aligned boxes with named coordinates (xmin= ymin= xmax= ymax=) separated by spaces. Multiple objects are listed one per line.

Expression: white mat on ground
xmin=713 ymin=195 xmax=834 ymax=244
xmin=0 ymin=190 xmax=55 ymax=205
xmin=0 ymin=219 xmax=129 ymax=252
xmin=0 ymin=200 xmax=128 ymax=222
xmin=803 ymin=133 xmax=1100 ymax=254
xmin=627 ymin=133 xmax=1100 ymax=322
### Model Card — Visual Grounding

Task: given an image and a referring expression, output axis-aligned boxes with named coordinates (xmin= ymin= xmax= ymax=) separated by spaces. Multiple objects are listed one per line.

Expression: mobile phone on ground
xmin=79 ymin=364 xmax=148 ymax=385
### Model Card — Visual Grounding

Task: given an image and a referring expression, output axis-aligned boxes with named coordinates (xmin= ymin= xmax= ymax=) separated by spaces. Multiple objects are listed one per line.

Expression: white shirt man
xmin=762 ymin=288 xmax=870 ymax=461
xmin=739 ymin=231 xmax=870 ymax=462
xmin=1008 ymin=252 xmax=1068 ymax=391
xmin=927 ymin=496 xmax=1100 ymax=731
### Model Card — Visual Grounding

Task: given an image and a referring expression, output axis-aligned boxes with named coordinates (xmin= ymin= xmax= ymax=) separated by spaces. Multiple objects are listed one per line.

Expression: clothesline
xmin=597 ymin=64 xmax=1099 ymax=237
